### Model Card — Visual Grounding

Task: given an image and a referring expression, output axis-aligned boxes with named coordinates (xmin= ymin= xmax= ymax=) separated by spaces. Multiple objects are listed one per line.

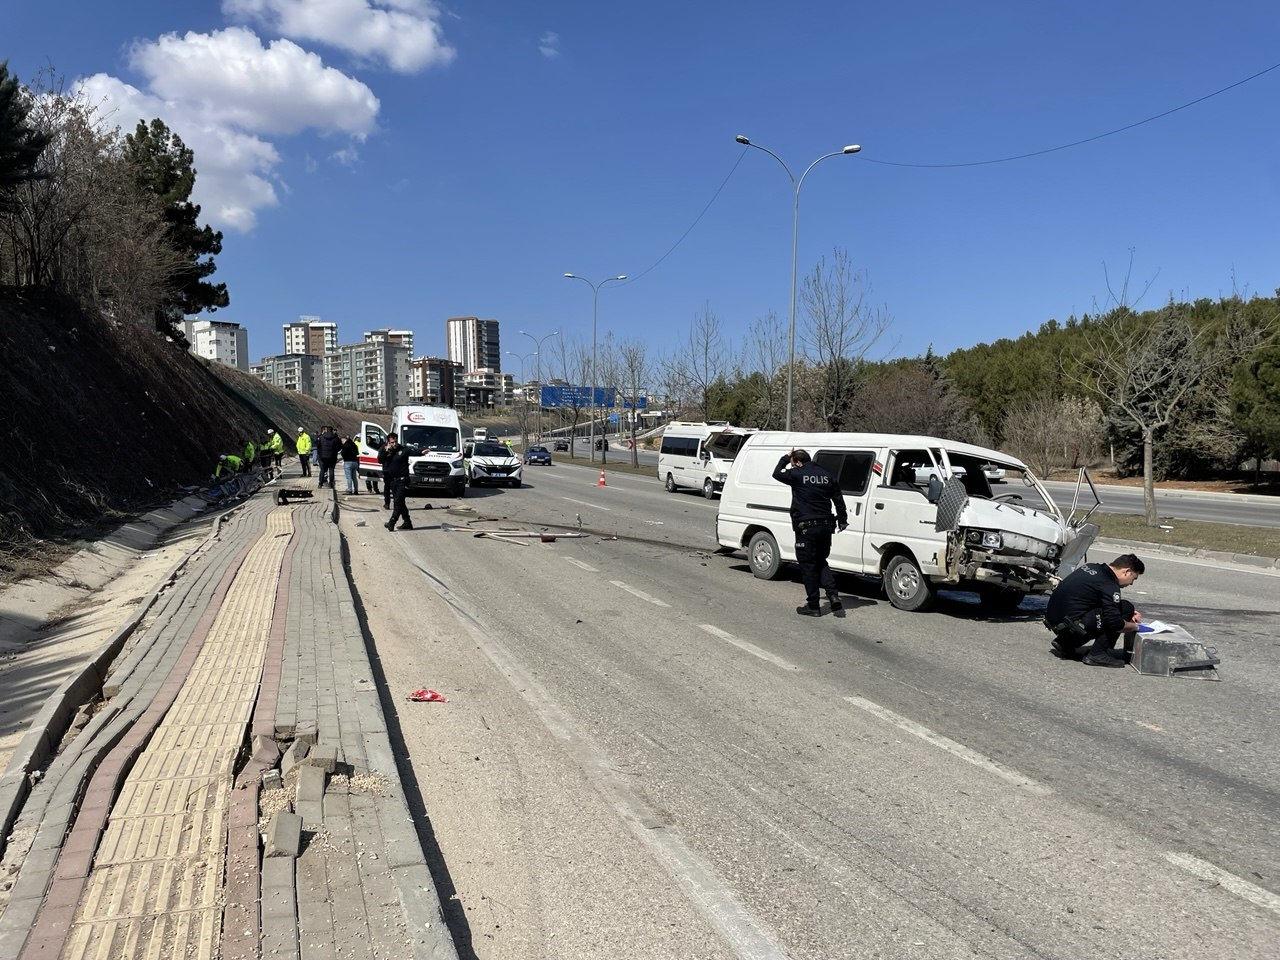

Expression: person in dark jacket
xmin=376 ymin=440 xmax=393 ymax=508
xmin=315 ymin=426 xmax=341 ymax=489
xmin=772 ymin=449 xmax=849 ymax=617
xmin=382 ymin=435 xmax=413 ymax=531
xmin=1045 ymin=554 xmax=1145 ymax=667
xmin=340 ymin=434 xmax=360 ymax=494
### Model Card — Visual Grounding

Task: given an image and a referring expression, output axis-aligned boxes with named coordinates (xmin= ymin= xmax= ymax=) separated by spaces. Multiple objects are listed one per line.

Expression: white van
xmin=473 ymin=427 xmax=489 ymax=442
xmin=658 ymin=422 xmax=758 ymax=499
xmin=361 ymin=406 xmax=466 ymax=497
xmin=716 ymin=432 xmax=1098 ymax=612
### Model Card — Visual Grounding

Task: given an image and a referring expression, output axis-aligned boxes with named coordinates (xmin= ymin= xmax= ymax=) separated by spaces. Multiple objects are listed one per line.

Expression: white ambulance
xmin=716 ymin=432 xmax=1100 ymax=612
xmin=360 ymin=406 xmax=466 ymax=497
xmin=658 ymin=422 xmax=758 ymax=499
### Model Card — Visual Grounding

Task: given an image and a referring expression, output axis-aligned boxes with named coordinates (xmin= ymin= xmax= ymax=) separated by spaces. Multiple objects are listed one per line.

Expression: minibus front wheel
xmin=747 ymin=530 xmax=783 ymax=580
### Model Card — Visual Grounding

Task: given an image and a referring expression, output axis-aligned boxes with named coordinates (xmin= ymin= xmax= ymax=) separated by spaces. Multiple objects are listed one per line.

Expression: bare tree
xmin=618 ymin=338 xmax=650 ymax=466
xmin=742 ymin=311 xmax=787 ymax=429
xmin=0 ymin=72 xmax=178 ymax=321
xmin=596 ymin=332 xmax=622 ymax=464
xmin=1002 ymin=394 xmax=1068 ymax=479
xmin=551 ymin=335 xmax=593 ymax=453
xmin=799 ymin=248 xmax=889 ymax=431
xmin=683 ymin=302 xmax=727 ymax=422
xmin=1069 ymin=258 xmax=1272 ymax=523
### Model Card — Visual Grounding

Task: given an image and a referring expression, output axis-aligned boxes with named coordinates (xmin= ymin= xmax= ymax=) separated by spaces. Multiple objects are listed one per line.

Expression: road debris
xmin=407 ymin=688 xmax=447 ymax=703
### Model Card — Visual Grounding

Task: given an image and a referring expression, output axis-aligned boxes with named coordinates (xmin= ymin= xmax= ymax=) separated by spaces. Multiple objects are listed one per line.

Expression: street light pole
xmin=734 ymin=135 xmax=861 ymax=432
xmin=564 ymin=274 xmax=626 ymax=463
xmin=519 ymin=329 xmax=561 ymax=440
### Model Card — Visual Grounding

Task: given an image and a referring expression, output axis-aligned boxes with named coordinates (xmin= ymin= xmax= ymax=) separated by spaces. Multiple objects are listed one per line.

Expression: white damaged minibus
xmin=716 ymin=432 xmax=1100 ymax=612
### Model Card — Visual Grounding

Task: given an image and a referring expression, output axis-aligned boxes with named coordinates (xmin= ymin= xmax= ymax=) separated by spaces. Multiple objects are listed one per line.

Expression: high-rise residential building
xmin=183 ymin=318 xmax=249 ymax=371
xmin=254 ymin=354 xmax=324 ymax=398
xmin=409 ymin=356 xmax=463 ymax=407
xmin=364 ymin=328 xmax=414 ymax=355
xmin=323 ymin=340 xmax=411 ymax=411
xmin=446 ymin=316 xmax=500 ymax=373
xmin=283 ymin=316 xmax=338 ymax=356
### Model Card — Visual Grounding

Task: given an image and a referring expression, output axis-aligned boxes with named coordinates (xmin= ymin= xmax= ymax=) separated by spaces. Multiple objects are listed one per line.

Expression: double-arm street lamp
xmin=734 ymin=135 xmax=861 ymax=431
xmin=519 ymin=329 xmax=561 ymax=440
xmin=563 ymin=273 xmax=627 ymax=462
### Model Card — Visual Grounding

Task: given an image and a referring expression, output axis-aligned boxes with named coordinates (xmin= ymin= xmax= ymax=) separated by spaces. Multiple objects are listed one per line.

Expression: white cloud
xmin=77 ymin=28 xmax=379 ymax=231
xmin=130 ymin=28 xmax=379 ymax=136
xmin=331 ymin=145 xmax=359 ymax=166
xmin=224 ymin=0 xmax=455 ymax=73
xmin=538 ymin=31 xmax=561 ymax=59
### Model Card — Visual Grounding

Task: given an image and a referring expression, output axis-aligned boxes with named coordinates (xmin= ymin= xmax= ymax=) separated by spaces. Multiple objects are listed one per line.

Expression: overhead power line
xmin=862 ymin=58 xmax=1280 ymax=169
xmin=608 ymin=58 xmax=1279 ymax=285
xmin=618 ymin=146 xmax=749 ymax=286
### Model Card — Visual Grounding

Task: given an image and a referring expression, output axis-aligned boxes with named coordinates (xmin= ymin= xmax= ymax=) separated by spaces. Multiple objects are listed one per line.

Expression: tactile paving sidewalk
xmin=61 ymin=509 xmax=293 ymax=960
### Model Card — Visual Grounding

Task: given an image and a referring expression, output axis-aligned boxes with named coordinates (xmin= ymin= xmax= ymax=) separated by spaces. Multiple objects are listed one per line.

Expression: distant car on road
xmin=554 ymin=439 xmax=570 ymax=451
xmin=983 ymin=463 xmax=1007 ymax=483
xmin=525 ymin=445 xmax=552 ymax=465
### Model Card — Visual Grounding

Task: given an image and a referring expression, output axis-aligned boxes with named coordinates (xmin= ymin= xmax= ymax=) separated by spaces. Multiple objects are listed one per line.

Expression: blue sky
xmin=9 ymin=1 xmax=1280 ymax=370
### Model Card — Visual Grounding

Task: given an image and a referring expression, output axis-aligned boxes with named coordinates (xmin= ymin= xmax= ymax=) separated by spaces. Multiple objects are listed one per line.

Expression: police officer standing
xmin=772 ymin=449 xmax=848 ymax=617
xmin=382 ymin=435 xmax=413 ymax=531
xmin=1045 ymin=554 xmax=1145 ymax=667
xmin=377 ymin=439 xmax=393 ymax=509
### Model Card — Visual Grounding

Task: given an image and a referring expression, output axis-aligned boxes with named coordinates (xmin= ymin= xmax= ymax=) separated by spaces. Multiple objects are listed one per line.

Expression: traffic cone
xmin=597 ymin=469 xmax=607 ymax=488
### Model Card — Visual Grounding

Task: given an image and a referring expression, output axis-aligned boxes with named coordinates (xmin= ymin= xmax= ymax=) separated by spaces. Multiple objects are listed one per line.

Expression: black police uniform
xmin=383 ymin=445 xmax=412 ymax=531
xmin=1045 ymin=562 xmax=1135 ymax=659
xmin=377 ymin=444 xmax=393 ymax=508
xmin=772 ymin=454 xmax=848 ymax=612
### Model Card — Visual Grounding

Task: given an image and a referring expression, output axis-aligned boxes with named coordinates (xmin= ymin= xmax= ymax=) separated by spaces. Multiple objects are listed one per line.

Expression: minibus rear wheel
xmin=665 ymin=473 xmax=677 ymax=492
xmin=747 ymin=530 xmax=783 ymax=580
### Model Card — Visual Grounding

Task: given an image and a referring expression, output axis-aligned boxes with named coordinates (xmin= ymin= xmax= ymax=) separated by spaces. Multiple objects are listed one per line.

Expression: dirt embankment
xmin=0 ymin=287 xmax=364 ymax=578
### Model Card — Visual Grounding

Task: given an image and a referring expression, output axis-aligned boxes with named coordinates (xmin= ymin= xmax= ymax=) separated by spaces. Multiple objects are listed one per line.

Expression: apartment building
xmin=445 ymin=316 xmax=501 ymax=373
xmin=183 ymin=318 xmax=249 ymax=371
xmin=364 ymin=328 xmax=415 ymax=355
xmin=254 ymin=353 xmax=324 ymax=398
xmin=323 ymin=340 xmax=411 ymax=410
xmin=463 ymin=368 xmax=515 ymax=408
xmin=409 ymin=356 xmax=463 ymax=407
xmin=283 ymin=316 xmax=338 ymax=356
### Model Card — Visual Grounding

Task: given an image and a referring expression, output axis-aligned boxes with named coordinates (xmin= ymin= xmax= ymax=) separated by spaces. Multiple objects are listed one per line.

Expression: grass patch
xmin=1095 ymin=513 xmax=1280 ymax=559
xmin=552 ymin=452 xmax=656 ymax=477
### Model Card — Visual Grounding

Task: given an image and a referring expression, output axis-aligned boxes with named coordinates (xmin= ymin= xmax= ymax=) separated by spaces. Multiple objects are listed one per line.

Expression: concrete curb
xmin=1094 ymin=537 xmax=1280 ymax=573
xmin=0 ymin=503 xmax=240 ymax=863
xmin=1045 ymin=480 xmax=1280 ymax=506
xmin=331 ymin=498 xmax=461 ymax=960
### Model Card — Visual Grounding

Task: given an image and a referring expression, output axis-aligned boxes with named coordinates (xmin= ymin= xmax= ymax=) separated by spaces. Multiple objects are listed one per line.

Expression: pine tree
xmin=0 ymin=62 xmax=49 ymax=211
xmin=123 ymin=119 xmax=229 ymax=329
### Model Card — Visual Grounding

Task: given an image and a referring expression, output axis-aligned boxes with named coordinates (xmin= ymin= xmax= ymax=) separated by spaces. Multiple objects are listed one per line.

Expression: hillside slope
xmin=0 ymin=288 xmax=365 ymax=576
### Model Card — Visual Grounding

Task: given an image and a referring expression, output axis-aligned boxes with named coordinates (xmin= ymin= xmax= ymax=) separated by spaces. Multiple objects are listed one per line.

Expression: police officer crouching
xmin=1045 ymin=554 xmax=1145 ymax=667
xmin=772 ymin=449 xmax=848 ymax=617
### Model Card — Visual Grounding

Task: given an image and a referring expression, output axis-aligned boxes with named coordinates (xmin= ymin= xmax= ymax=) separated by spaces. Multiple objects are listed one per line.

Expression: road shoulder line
xmin=843 ymin=695 xmax=1052 ymax=797
xmin=1165 ymin=852 xmax=1280 ymax=917
xmin=699 ymin=625 xmax=800 ymax=672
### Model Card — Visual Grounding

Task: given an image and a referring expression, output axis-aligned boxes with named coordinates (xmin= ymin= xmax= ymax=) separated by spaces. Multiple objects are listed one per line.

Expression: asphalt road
xmin=556 ymin=437 xmax=1280 ymax=527
xmin=362 ymin=462 xmax=1280 ymax=958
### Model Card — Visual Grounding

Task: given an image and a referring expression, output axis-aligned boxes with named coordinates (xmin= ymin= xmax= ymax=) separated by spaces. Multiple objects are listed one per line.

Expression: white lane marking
xmin=564 ymin=557 xmax=599 ymax=572
xmin=1165 ymin=852 xmax=1280 ymax=916
xmin=609 ymin=580 xmax=671 ymax=607
xmin=700 ymin=625 xmax=800 ymax=672
xmin=843 ymin=695 xmax=1052 ymax=797
xmin=397 ymin=540 xmax=793 ymax=960
xmin=561 ymin=496 xmax=612 ymax=512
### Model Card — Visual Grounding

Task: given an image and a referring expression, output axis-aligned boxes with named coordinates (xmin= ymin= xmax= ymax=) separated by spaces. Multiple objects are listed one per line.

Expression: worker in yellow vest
xmin=214 ymin=454 xmax=243 ymax=480
xmin=295 ymin=428 xmax=313 ymax=477
xmin=265 ymin=429 xmax=285 ymax=469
